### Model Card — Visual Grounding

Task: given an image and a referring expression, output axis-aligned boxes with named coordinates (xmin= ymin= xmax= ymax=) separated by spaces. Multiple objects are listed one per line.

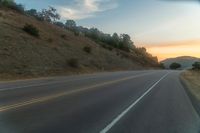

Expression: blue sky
xmin=15 ymin=0 xmax=200 ymax=59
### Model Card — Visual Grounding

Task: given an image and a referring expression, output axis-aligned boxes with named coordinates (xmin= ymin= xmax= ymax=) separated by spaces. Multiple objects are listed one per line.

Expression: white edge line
xmin=100 ymin=72 xmax=170 ymax=133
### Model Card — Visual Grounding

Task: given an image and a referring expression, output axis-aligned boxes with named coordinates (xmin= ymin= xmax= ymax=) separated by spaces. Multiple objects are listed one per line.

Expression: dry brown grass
xmin=181 ymin=70 xmax=200 ymax=101
xmin=0 ymin=8 xmax=154 ymax=80
xmin=181 ymin=70 xmax=200 ymax=115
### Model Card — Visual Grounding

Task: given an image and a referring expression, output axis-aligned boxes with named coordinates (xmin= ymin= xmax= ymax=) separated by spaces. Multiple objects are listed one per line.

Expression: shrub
xmin=159 ymin=63 xmax=165 ymax=69
xmin=23 ymin=24 xmax=39 ymax=37
xmin=68 ymin=58 xmax=79 ymax=68
xmin=61 ymin=34 xmax=66 ymax=39
xmin=83 ymin=46 xmax=92 ymax=54
xmin=192 ymin=62 xmax=200 ymax=70
xmin=170 ymin=62 xmax=181 ymax=70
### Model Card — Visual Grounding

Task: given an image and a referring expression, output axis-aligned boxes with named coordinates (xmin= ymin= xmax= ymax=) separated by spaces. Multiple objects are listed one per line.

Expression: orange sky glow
xmin=144 ymin=40 xmax=200 ymax=62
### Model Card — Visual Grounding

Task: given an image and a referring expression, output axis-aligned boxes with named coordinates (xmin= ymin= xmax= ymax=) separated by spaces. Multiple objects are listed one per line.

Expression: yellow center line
xmin=0 ymin=72 xmax=156 ymax=112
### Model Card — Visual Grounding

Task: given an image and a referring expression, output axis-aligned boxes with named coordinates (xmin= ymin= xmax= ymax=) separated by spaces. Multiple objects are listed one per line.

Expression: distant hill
xmin=161 ymin=56 xmax=200 ymax=69
xmin=0 ymin=7 xmax=159 ymax=79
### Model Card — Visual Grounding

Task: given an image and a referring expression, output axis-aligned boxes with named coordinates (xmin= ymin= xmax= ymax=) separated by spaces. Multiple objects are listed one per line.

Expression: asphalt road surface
xmin=0 ymin=70 xmax=199 ymax=133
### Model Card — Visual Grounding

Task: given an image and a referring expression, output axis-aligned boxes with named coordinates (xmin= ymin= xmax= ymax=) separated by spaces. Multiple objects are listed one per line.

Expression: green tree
xmin=119 ymin=34 xmax=134 ymax=52
xmin=65 ymin=20 xmax=76 ymax=30
xmin=40 ymin=6 xmax=60 ymax=22
xmin=111 ymin=33 xmax=120 ymax=47
xmin=159 ymin=63 xmax=165 ymax=69
xmin=26 ymin=9 xmax=37 ymax=17
xmin=192 ymin=62 xmax=200 ymax=70
xmin=88 ymin=28 xmax=101 ymax=40
xmin=170 ymin=62 xmax=181 ymax=70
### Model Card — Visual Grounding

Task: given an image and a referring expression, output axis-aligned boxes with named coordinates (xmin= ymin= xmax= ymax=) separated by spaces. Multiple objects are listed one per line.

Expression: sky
xmin=15 ymin=0 xmax=200 ymax=61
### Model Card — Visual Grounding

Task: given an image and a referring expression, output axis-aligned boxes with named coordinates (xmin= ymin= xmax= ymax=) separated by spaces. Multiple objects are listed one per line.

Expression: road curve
xmin=0 ymin=70 xmax=199 ymax=133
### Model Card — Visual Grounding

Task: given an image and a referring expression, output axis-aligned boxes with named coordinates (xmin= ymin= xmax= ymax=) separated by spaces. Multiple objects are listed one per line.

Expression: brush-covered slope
xmin=0 ymin=8 xmax=158 ymax=78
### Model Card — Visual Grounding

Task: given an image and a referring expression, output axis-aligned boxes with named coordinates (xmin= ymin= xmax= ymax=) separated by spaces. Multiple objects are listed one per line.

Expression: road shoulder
xmin=180 ymin=70 xmax=200 ymax=116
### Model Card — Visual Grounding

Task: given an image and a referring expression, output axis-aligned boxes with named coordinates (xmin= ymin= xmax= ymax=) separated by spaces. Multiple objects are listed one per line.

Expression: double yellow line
xmin=0 ymin=72 xmax=155 ymax=112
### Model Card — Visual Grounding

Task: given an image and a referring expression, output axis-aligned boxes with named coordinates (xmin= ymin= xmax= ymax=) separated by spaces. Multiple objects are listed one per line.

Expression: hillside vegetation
xmin=0 ymin=2 xmax=159 ymax=79
xmin=162 ymin=56 xmax=200 ymax=69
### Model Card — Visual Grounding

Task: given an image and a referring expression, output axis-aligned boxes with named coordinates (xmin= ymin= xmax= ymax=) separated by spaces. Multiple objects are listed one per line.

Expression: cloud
xmin=57 ymin=0 xmax=118 ymax=20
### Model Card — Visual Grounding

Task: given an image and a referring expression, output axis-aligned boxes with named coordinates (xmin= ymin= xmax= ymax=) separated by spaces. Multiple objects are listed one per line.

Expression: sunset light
xmin=146 ymin=40 xmax=200 ymax=61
